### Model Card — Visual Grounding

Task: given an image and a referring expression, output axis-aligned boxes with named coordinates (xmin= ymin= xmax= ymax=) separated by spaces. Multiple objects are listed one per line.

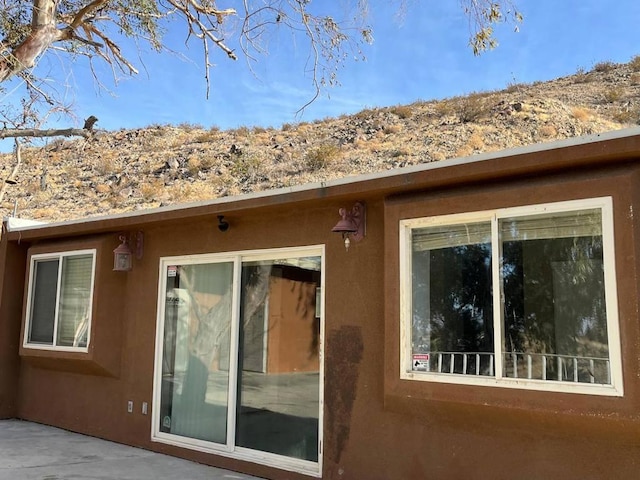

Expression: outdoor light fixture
xmin=217 ymin=215 xmax=230 ymax=232
xmin=113 ymin=236 xmax=132 ymax=271
xmin=113 ymin=231 xmax=144 ymax=271
xmin=332 ymin=201 xmax=366 ymax=251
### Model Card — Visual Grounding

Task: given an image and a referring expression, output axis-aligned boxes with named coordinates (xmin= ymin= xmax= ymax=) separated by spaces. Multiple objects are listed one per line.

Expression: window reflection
xmin=501 ymin=210 xmax=609 ymax=383
xmin=411 ymin=223 xmax=494 ymax=376
xmin=159 ymin=262 xmax=233 ymax=444
xmin=236 ymin=260 xmax=321 ymax=462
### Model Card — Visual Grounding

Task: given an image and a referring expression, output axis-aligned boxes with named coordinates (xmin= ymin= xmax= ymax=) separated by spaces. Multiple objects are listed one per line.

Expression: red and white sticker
xmin=412 ymin=353 xmax=430 ymax=370
xmin=167 ymin=266 xmax=177 ymax=277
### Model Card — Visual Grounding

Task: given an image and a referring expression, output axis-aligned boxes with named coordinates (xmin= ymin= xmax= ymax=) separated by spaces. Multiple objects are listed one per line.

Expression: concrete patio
xmin=0 ymin=419 xmax=264 ymax=480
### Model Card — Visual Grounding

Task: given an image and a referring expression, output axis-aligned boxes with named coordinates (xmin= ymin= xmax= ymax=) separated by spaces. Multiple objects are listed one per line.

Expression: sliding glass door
xmin=153 ymin=247 xmax=323 ymax=476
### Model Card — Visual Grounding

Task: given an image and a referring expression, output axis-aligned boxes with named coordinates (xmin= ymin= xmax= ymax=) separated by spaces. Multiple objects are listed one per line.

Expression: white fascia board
xmin=4 ymin=217 xmax=48 ymax=231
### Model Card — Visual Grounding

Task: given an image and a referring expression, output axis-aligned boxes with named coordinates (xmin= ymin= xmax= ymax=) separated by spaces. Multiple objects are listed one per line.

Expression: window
xmin=153 ymin=246 xmax=324 ymax=477
xmin=24 ymin=250 xmax=96 ymax=351
xmin=400 ymin=198 xmax=623 ymax=396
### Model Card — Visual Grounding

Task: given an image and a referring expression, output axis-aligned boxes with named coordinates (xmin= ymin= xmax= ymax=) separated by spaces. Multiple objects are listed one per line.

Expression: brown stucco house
xmin=2 ymin=128 xmax=640 ymax=479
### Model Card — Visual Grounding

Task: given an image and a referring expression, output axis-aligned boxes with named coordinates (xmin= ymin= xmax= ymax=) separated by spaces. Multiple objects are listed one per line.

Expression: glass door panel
xmin=235 ymin=258 xmax=321 ymax=462
xmin=159 ymin=262 xmax=234 ymax=444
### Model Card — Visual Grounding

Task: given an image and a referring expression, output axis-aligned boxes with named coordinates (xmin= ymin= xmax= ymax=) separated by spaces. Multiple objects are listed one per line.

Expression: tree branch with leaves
xmin=0 ymin=1 xmax=521 ymax=112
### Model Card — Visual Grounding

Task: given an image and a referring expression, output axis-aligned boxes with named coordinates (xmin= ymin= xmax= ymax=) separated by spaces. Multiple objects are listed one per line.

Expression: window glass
xmin=28 ymin=259 xmax=59 ymax=344
xmin=411 ymin=223 xmax=494 ymax=375
xmin=404 ymin=200 xmax=620 ymax=393
xmin=501 ymin=209 xmax=609 ymax=384
xmin=57 ymin=254 xmax=94 ymax=347
xmin=26 ymin=251 xmax=95 ymax=350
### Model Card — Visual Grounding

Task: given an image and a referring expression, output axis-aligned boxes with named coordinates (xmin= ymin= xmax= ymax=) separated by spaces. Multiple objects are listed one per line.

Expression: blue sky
xmin=2 ymin=0 xmax=640 ymax=143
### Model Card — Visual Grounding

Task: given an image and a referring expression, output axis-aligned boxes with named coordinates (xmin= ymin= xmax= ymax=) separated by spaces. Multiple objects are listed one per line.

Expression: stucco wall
xmin=5 ymin=152 xmax=640 ymax=479
xmin=0 ymin=237 xmax=27 ymax=418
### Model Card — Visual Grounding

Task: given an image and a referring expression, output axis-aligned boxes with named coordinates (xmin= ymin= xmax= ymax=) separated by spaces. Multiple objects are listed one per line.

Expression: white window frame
xmin=399 ymin=197 xmax=623 ymax=396
xmin=23 ymin=249 xmax=96 ymax=352
xmin=152 ymin=245 xmax=325 ymax=477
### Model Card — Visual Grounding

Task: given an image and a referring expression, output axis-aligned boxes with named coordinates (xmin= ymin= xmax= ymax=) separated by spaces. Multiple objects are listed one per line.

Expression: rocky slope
xmin=1 ymin=58 xmax=639 ymax=222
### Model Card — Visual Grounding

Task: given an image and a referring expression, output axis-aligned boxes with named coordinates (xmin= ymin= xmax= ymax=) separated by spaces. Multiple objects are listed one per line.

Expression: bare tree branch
xmin=0 ymin=126 xmax=93 ymax=139
xmin=68 ymin=0 xmax=108 ymax=28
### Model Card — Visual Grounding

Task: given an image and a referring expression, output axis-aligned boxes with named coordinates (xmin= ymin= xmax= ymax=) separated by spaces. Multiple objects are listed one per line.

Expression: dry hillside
xmin=2 ymin=57 xmax=640 ymax=223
